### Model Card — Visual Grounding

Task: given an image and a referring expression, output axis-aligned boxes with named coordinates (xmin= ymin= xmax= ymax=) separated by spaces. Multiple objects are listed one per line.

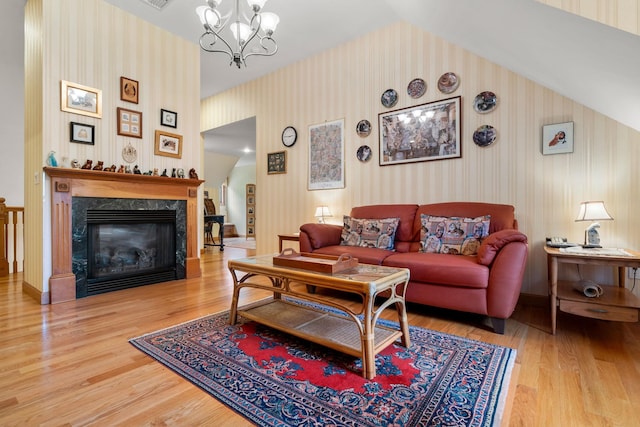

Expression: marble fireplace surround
xmin=44 ymin=167 xmax=204 ymax=304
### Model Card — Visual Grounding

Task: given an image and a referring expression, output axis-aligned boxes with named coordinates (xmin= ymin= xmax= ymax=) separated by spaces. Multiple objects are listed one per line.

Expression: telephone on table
xmin=546 ymin=237 xmax=579 ymax=248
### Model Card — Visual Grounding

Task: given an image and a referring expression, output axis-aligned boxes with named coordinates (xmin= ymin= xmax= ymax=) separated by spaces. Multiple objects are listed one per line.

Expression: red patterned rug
xmin=130 ymin=300 xmax=515 ymax=426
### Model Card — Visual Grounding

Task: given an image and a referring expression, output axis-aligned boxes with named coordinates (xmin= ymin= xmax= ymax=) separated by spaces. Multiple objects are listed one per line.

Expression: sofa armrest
xmin=477 ymin=229 xmax=528 ymax=266
xmin=299 ymin=223 xmax=343 ymax=252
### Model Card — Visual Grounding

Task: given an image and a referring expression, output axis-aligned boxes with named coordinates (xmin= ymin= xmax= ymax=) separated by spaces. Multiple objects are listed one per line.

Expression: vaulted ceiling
xmin=104 ymin=0 xmax=640 ymax=135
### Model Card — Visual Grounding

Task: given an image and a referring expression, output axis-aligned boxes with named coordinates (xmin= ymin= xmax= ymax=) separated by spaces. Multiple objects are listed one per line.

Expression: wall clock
xmin=282 ymin=126 xmax=297 ymax=147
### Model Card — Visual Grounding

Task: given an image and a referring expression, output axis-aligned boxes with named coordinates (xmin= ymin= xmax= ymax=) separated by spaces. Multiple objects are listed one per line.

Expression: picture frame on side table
xmin=120 ymin=76 xmax=139 ymax=103
xmin=154 ymin=129 xmax=183 ymax=159
xmin=379 ymin=97 xmax=461 ymax=166
xmin=267 ymin=151 xmax=287 ymax=174
xmin=117 ymin=107 xmax=143 ymax=138
xmin=70 ymin=122 xmax=95 ymax=145
xmin=160 ymin=109 xmax=177 ymax=128
xmin=60 ymin=80 xmax=102 ymax=118
xmin=542 ymin=121 xmax=574 ymax=155
xmin=308 ymin=118 xmax=345 ymax=189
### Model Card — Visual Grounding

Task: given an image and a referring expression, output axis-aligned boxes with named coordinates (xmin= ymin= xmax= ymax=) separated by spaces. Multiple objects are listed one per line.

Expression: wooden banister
xmin=0 ymin=198 xmax=24 ymax=276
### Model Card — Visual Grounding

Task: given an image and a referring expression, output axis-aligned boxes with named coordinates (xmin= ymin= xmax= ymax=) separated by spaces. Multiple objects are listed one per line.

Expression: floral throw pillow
xmin=340 ymin=216 xmax=400 ymax=250
xmin=419 ymin=214 xmax=491 ymax=255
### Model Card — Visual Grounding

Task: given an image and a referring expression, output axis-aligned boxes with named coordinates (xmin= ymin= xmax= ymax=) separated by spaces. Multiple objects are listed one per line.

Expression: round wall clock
xmin=282 ymin=126 xmax=297 ymax=147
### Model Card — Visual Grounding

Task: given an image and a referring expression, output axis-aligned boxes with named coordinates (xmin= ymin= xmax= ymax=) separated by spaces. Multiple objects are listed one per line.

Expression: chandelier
xmin=195 ymin=0 xmax=280 ymax=68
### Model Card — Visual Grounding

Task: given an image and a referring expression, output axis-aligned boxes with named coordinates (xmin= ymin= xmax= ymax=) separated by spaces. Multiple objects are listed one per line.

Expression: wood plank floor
xmin=1 ymin=246 xmax=639 ymax=426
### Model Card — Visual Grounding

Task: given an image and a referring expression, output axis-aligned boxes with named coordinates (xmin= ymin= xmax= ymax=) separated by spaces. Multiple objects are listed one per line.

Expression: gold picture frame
xmin=154 ymin=130 xmax=183 ymax=159
xmin=120 ymin=76 xmax=139 ymax=104
xmin=117 ymin=107 xmax=143 ymax=138
xmin=60 ymin=80 xmax=102 ymax=118
xmin=267 ymin=151 xmax=287 ymax=174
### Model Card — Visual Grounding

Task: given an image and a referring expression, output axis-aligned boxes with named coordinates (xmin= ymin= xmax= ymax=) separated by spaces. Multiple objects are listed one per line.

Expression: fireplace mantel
xmin=44 ymin=167 xmax=204 ymax=303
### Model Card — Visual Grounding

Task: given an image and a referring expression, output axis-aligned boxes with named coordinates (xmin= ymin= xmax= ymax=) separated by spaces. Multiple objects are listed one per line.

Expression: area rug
xmin=223 ymin=237 xmax=256 ymax=250
xmin=130 ymin=300 xmax=515 ymax=426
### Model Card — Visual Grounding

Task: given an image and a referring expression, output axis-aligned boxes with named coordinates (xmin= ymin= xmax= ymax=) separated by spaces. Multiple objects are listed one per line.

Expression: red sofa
xmin=298 ymin=202 xmax=528 ymax=334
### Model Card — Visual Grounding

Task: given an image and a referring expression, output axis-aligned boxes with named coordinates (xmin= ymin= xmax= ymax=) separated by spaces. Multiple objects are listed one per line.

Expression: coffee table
xmin=228 ymin=255 xmax=411 ymax=379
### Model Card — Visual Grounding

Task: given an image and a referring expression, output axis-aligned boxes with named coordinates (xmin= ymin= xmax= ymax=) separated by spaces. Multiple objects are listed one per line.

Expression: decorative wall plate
xmin=381 ymin=89 xmax=398 ymax=108
xmin=356 ymin=119 xmax=371 ymax=137
xmin=407 ymin=78 xmax=426 ymax=98
xmin=473 ymin=91 xmax=498 ymax=113
xmin=473 ymin=125 xmax=497 ymax=147
xmin=122 ymin=142 xmax=137 ymax=163
xmin=437 ymin=72 xmax=459 ymax=94
xmin=357 ymin=145 xmax=372 ymax=162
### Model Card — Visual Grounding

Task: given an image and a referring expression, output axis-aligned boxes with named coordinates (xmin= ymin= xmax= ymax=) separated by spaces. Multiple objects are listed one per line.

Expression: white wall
xmin=0 ymin=1 xmax=25 ymax=207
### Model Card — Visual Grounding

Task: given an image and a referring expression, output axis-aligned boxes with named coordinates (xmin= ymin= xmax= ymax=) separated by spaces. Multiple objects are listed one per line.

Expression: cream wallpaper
xmin=201 ymin=21 xmax=640 ymax=297
xmin=24 ymin=0 xmax=200 ymax=296
xmin=538 ymin=0 xmax=640 ymax=35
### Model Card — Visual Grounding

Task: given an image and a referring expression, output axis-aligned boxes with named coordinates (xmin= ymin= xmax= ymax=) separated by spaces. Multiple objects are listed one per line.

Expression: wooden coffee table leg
xmin=228 ymin=268 xmax=240 ymax=325
xmin=395 ymin=300 xmax=411 ymax=348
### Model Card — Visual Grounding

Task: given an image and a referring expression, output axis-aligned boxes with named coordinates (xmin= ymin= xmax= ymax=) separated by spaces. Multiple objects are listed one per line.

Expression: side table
xmin=278 ymin=233 xmax=300 ymax=252
xmin=544 ymin=246 xmax=640 ymax=334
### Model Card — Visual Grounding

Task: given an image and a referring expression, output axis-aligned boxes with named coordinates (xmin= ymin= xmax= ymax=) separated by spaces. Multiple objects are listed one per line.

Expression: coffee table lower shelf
xmin=238 ymin=299 xmax=402 ymax=360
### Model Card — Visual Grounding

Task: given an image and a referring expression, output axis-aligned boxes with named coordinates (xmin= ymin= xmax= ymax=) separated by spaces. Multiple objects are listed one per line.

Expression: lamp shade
xmin=575 ymin=201 xmax=613 ymax=221
xmin=314 ymin=206 xmax=332 ymax=218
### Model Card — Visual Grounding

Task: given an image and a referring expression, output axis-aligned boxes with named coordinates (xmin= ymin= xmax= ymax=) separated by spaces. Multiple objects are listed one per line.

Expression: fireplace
xmin=72 ymin=198 xmax=187 ymax=298
xmin=45 ymin=167 xmax=203 ymax=304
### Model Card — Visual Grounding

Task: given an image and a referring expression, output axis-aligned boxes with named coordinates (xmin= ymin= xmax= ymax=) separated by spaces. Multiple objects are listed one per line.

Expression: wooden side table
xmin=544 ymin=246 xmax=640 ymax=334
xmin=278 ymin=233 xmax=300 ymax=252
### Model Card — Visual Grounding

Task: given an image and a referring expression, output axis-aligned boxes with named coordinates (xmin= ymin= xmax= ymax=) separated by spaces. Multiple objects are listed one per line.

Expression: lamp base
xmin=581 ymin=244 xmax=602 ymax=249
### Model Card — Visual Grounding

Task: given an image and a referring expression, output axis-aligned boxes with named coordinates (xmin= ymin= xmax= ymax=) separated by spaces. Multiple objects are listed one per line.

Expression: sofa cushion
xmin=414 ymin=202 xmax=516 ymax=236
xmin=419 ymin=214 xmax=490 ymax=255
xmin=383 ymin=252 xmax=489 ymax=289
xmin=340 ymin=216 xmax=400 ymax=250
xmin=350 ymin=204 xmax=419 ymax=244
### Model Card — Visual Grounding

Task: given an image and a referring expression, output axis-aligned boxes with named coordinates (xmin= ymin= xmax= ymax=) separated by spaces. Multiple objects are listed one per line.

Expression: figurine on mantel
xmin=152 ymin=168 xmax=159 ymax=176
xmin=177 ymin=168 xmax=185 ymax=178
xmin=171 ymin=168 xmax=177 ymax=178
xmin=161 ymin=169 xmax=168 ymax=177
xmin=46 ymin=151 xmax=58 ymax=167
xmin=81 ymin=160 xmax=93 ymax=169
xmin=117 ymin=165 xmax=125 ymax=173
xmin=92 ymin=161 xmax=104 ymax=171
xmin=70 ymin=159 xmax=80 ymax=169
xmin=133 ymin=165 xmax=141 ymax=174
xmin=189 ymin=168 xmax=198 ymax=179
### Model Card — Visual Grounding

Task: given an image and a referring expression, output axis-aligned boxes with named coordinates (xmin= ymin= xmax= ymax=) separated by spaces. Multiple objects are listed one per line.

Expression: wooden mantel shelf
xmin=43 ymin=166 xmax=204 ymax=304
xmin=43 ymin=167 xmax=204 ymax=187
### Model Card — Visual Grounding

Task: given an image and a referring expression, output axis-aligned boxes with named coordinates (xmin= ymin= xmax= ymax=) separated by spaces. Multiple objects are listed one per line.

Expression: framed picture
xmin=70 ymin=122 xmax=95 ymax=145
xmin=542 ymin=121 xmax=574 ymax=155
xmin=161 ymin=109 xmax=177 ymax=128
xmin=60 ymin=80 xmax=102 ymax=118
xmin=308 ymin=118 xmax=345 ymax=190
xmin=154 ymin=129 xmax=183 ymax=159
xmin=379 ymin=96 xmax=461 ymax=166
xmin=267 ymin=151 xmax=287 ymax=174
xmin=117 ymin=107 xmax=143 ymax=138
xmin=120 ymin=76 xmax=139 ymax=104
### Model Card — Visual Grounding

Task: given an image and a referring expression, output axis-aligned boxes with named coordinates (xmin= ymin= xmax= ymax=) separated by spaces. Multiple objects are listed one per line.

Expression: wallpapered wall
xmin=24 ymin=0 xmax=200 ymax=296
xmin=201 ymin=21 xmax=640 ymax=297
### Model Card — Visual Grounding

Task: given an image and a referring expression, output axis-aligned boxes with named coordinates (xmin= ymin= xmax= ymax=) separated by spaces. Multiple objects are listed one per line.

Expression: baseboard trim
xmin=22 ymin=279 xmax=50 ymax=305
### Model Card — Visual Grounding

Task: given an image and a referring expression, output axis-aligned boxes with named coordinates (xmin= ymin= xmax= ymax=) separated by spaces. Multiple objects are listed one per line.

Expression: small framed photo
xmin=70 ymin=122 xmax=95 ymax=145
xmin=161 ymin=109 xmax=177 ymax=128
xmin=267 ymin=151 xmax=287 ymax=174
xmin=60 ymin=80 xmax=102 ymax=118
xmin=542 ymin=121 xmax=574 ymax=155
xmin=154 ymin=129 xmax=183 ymax=159
xmin=120 ymin=76 xmax=139 ymax=104
xmin=117 ymin=107 xmax=143 ymax=138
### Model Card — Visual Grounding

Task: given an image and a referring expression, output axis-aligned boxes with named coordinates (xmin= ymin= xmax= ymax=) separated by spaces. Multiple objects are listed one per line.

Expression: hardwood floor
xmin=1 ymin=247 xmax=639 ymax=426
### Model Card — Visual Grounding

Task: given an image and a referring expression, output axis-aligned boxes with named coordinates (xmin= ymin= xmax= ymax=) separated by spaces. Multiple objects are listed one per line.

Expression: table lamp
xmin=314 ymin=206 xmax=332 ymax=224
xmin=575 ymin=201 xmax=613 ymax=248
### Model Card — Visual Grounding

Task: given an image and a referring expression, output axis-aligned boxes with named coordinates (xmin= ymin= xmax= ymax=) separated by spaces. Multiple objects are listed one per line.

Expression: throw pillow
xmin=419 ymin=214 xmax=490 ymax=255
xmin=340 ymin=216 xmax=400 ymax=250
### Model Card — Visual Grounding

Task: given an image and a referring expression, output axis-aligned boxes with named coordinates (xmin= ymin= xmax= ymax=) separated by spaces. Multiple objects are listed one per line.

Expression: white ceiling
xmin=103 ymin=0 xmax=640 ymax=164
